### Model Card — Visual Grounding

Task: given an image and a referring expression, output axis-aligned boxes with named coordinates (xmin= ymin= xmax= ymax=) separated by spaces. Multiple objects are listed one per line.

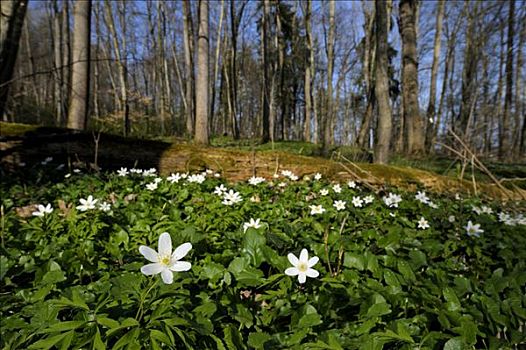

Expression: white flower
xmin=65 ymin=173 xmax=71 ymax=178
xmin=332 ymin=184 xmax=342 ymax=193
xmin=417 ymin=217 xmax=430 ymax=230
xmin=314 ymin=173 xmax=322 ymax=181
xmin=289 ymin=174 xmax=299 ymax=181
xmin=278 ymin=182 xmax=287 ymax=188
xmin=187 ymin=174 xmax=206 ymax=184
xmin=143 ymin=168 xmax=157 ymax=177
xmin=320 ymin=189 xmax=329 ymax=196
xmin=146 ymin=182 xmax=158 ymax=191
xmin=139 ymin=232 xmax=192 ymax=284
xmin=73 ymin=169 xmax=81 ymax=173
xmin=117 ymin=167 xmax=129 ymax=176
xmin=415 ymin=191 xmax=430 ymax=204
xmin=180 ymin=173 xmax=188 ymax=179
xmin=363 ymin=195 xmax=374 ymax=204
xmin=214 ymin=173 xmax=221 ymax=178
xmin=481 ymin=206 xmax=493 ymax=215
xmin=333 ymin=200 xmax=346 ymax=211
xmin=281 ymin=170 xmax=293 ymax=178
xmin=383 ymin=193 xmax=402 ymax=208
xmin=309 ymin=205 xmax=326 ymax=215
xmin=347 ymin=181 xmax=357 ymax=189
xmin=222 ymin=190 xmax=242 ymax=205
xmin=214 ymin=184 xmax=227 ymax=196
xmin=250 ymin=195 xmax=260 ymax=203
xmin=273 ymin=173 xmax=279 ymax=179
xmin=167 ymin=173 xmax=182 ymax=183
xmin=99 ymin=202 xmax=111 ymax=212
xmin=243 ymin=218 xmax=262 ymax=232
xmin=56 ymin=164 xmax=65 ymax=170
xmin=284 ymin=249 xmax=319 ymax=284
xmin=465 ymin=221 xmax=483 ymax=237
xmin=32 ymin=204 xmax=53 ymax=217
xmin=76 ymin=195 xmax=98 ymax=212
xmin=153 ymin=177 xmax=163 ymax=184
xmin=205 ymin=169 xmax=213 ymax=174
xmin=448 ymin=215 xmax=455 ymax=223
xmin=455 ymin=193 xmax=461 ymax=200
xmin=248 ymin=176 xmax=266 ymax=185
xmin=428 ymin=202 xmax=438 ymax=209
xmin=352 ymin=196 xmax=363 ymax=208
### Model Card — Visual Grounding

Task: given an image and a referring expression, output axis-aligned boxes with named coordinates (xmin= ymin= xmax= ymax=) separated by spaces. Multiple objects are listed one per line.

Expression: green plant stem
xmin=135 ymin=279 xmax=159 ymax=321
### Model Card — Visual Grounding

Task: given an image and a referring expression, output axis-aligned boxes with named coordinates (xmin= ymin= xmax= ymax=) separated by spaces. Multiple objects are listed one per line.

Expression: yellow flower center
xmin=159 ymin=255 xmax=171 ymax=266
xmin=298 ymin=262 xmax=308 ymax=272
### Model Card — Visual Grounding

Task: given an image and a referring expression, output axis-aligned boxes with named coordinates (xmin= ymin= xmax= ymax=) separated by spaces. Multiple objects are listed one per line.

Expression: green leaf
xmin=96 ymin=317 xmax=119 ymax=329
xmin=150 ymin=329 xmax=173 ymax=346
xmin=397 ymin=260 xmax=416 ymax=283
xmin=343 ymin=253 xmax=364 ymax=271
xmin=443 ymin=287 xmax=461 ymax=312
xmin=366 ymin=303 xmax=391 ymax=318
xmin=443 ymin=337 xmax=464 ymax=350
xmin=28 ymin=333 xmax=69 ymax=350
xmin=41 ymin=321 xmax=85 ymax=333
xmin=247 ymin=332 xmax=272 ymax=349
xmin=93 ymin=327 xmax=106 ymax=350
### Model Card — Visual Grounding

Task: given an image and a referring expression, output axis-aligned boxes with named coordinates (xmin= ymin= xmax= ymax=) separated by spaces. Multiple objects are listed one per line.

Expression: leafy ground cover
xmin=1 ymin=161 xmax=526 ymax=349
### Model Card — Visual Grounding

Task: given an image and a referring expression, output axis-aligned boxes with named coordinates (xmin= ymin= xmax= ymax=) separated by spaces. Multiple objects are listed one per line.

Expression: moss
xmin=0 ymin=122 xmax=41 ymax=136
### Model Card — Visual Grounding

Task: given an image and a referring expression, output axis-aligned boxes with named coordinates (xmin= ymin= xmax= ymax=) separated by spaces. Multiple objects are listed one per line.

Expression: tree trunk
xmin=374 ymin=0 xmax=392 ymax=164
xmin=183 ymin=0 xmax=195 ymax=137
xmin=194 ymin=0 xmax=209 ymax=144
xmin=261 ymin=0 xmax=271 ymax=143
xmin=424 ymin=0 xmax=444 ymax=152
xmin=322 ymin=0 xmax=336 ymax=155
xmin=67 ymin=0 xmax=91 ymax=130
xmin=0 ymin=0 xmax=28 ymax=120
xmin=210 ymin=0 xmax=225 ymax=137
xmin=303 ymin=0 xmax=313 ymax=142
xmin=499 ymin=0 xmax=514 ymax=159
xmin=399 ymin=0 xmax=423 ymax=155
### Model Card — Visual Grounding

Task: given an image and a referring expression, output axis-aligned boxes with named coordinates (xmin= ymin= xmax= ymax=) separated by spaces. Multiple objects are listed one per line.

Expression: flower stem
xmin=135 ymin=279 xmax=159 ymax=321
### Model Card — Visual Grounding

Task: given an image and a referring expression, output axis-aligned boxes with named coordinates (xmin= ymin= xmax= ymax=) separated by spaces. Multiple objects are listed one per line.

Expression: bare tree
xmin=0 ymin=0 xmax=28 ymax=120
xmin=425 ymin=0 xmax=445 ymax=152
xmin=499 ymin=0 xmax=514 ymax=158
xmin=374 ymin=0 xmax=392 ymax=163
xmin=67 ymin=0 xmax=91 ymax=130
xmin=195 ymin=0 xmax=209 ymax=144
xmin=322 ymin=0 xmax=336 ymax=155
xmin=302 ymin=0 xmax=313 ymax=142
xmin=183 ymin=0 xmax=195 ymax=137
xmin=399 ymin=0 xmax=424 ymax=154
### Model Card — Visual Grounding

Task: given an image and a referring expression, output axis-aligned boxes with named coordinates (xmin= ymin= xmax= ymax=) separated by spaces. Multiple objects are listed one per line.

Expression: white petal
xmin=299 ymin=249 xmax=309 ymax=263
xmin=169 ymin=261 xmax=191 ymax=271
xmin=161 ymin=269 xmax=174 ymax=284
xmin=285 ymin=267 xmax=299 ymax=276
xmin=308 ymin=256 xmax=319 ymax=267
xmin=158 ymin=233 xmax=172 ymax=256
xmin=287 ymin=253 xmax=299 ymax=266
xmin=305 ymin=268 xmax=319 ymax=278
xmin=171 ymin=242 xmax=192 ymax=261
xmin=141 ymin=263 xmax=163 ymax=275
xmin=139 ymin=246 xmax=159 ymax=262
xmin=298 ymin=273 xmax=307 ymax=284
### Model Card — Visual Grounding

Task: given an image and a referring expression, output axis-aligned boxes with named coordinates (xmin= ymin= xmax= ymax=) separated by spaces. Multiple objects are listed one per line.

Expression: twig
xmin=471 ymin=155 xmax=478 ymax=197
xmin=93 ymin=131 xmax=101 ymax=170
xmin=337 ymin=155 xmax=379 ymax=192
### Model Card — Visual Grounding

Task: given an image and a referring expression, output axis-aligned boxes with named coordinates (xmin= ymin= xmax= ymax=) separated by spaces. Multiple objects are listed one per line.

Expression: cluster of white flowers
xmin=280 ymin=170 xmax=298 ymax=181
xmin=498 ymin=212 xmax=526 ymax=226
xmin=415 ymin=191 xmax=438 ymax=208
xmin=143 ymin=168 xmax=157 ymax=177
xmin=222 ymin=189 xmax=242 ymax=206
xmin=32 ymin=204 xmax=53 ymax=217
xmin=472 ymin=205 xmax=493 ymax=215
xmin=248 ymin=176 xmax=266 ymax=186
xmin=187 ymin=173 xmax=206 ymax=184
xmin=383 ymin=193 xmax=402 ymax=208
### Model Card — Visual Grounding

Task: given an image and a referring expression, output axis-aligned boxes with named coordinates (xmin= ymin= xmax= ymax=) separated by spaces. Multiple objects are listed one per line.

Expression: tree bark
xmin=194 ymin=0 xmax=209 ymax=144
xmin=399 ymin=0 xmax=423 ymax=155
xmin=67 ymin=0 xmax=91 ymax=130
xmin=302 ymin=0 xmax=313 ymax=142
xmin=322 ymin=0 xmax=336 ymax=155
xmin=373 ymin=0 xmax=392 ymax=164
xmin=499 ymin=0 xmax=514 ymax=159
xmin=424 ymin=0 xmax=444 ymax=152
xmin=183 ymin=0 xmax=195 ymax=137
xmin=0 ymin=0 xmax=28 ymax=120
xmin=261 ymin=0 xmax=271 ymax=143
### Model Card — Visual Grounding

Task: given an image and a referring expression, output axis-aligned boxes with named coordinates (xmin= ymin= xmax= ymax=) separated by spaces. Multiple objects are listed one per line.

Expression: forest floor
xmin=1 ymin=121 xmax=525 ymax=201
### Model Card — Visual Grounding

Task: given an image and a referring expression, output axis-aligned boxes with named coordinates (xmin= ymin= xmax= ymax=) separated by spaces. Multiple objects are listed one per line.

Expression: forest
xmin=1 ymin=1 xmax=526 ymax=349
xmin=1 ymin=0 xmax=524 ymax=163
